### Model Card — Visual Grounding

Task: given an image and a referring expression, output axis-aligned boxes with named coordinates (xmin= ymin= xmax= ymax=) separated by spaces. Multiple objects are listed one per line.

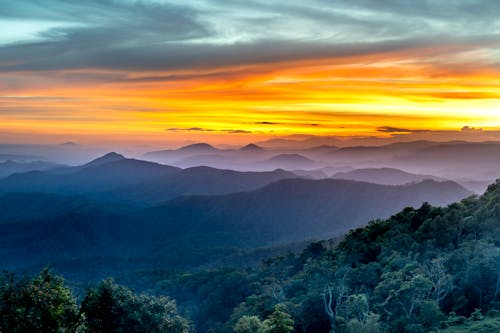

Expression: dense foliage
xmin=0 ymin=271 xmax=192 ymax=333
xmin=1 ymin=181 xmax=499 ymax=332
xmin=218 ymin=180 xmax=500 ymax=332
xmin=0 ymin=268 xmax=80 ymax=332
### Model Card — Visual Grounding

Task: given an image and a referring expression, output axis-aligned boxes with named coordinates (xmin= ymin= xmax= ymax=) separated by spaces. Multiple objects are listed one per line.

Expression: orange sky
xmin=1 ymin=1 xmax=500 ymax=147
xmin=2 ymin=54 xmax=500 ymax=146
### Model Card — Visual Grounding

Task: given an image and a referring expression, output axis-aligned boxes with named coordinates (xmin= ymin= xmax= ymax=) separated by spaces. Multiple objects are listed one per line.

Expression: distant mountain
xmin=0 ymin=154 xmax=43 ymax=162
xmin=176 ymin=143 xmax=217 ymax=153
xmin=0 ymin=154 xmax=295 ymax=204
xmin=318 ymin=140 xmax=441 ymax=165
xmin=174 ymin=154 xmax=235 ymax=168
xmin=262 ymin=154 xmax=321 ymax=170
xmin=239 ymin=143 xmax=265 ymax=152
xmin=394 ymin=142 xmax=500 ymax=179
xmin=84 ymin=152 xmax=126 ymax=167
xmin=0 ymin=179 xmax=472 ymax=275
xmin=59 ymin=142 xmax=79 ymax=147
xmin=291 ymin=169 xmax=328 ymax=179
xmin=0 ymin=160 xmax=62 ymax=179
xmin=332 ymin=168 xmax=444 ymax=185
xmin=147 ymin=179 xmax=472 ymax=245
xmin=144 ymin=143 xmax=219 ymax=159
xmin=141 ymin=143 xmax=227 ymax=167
xmin=0 ymin=144 xmax=108 ymax=165
xmin=399 ymin=142 xmax=500 ymax=167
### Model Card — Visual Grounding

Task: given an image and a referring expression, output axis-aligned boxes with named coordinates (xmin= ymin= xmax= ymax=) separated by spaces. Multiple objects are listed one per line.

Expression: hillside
xmin=214 ymin=180 xmax=500 ymax=333
xmin=0 ymin=178 xmax=472 ymax=277
xmin=0 ymin=160 xmax=61 ymax=179
xmin=146 ymin=179 xmax=471 ymax=243
xmin=0 ymin=179 xmax=496 ymax=333
xmin=0 ymin=154 xmax=296 ymax=204
xmin=261 ymin=154 xmax=321 ymax=170
xmin=332 ymin=167 xmax=444 ymax=185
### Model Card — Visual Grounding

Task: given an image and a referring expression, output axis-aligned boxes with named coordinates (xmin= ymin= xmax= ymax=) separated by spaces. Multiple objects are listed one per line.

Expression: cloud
xmin=461 ymin=126 xmax=483 ymax=133
xmin=226 ymin=129 xmax=252 ymax=134
xmin=377 ymin=126 xmax=430 ymax=133
xmin=166 ymin=127 xmax=214 ymax=132
xmin=186 ymin=127 xmax=214 ymax=132
xmin=165 ymin=127 xmax=251 ymax=134
xmin=1 ymin=1 xmax=500 ymax=73
xmin=255 ymin=121 xmax=279 ymax=125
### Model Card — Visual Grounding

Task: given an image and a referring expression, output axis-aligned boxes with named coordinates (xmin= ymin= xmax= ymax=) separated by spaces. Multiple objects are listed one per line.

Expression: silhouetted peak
xmin=177 ymin=143 xmax=216 ymax=152
xmin=60 ymin=141 xmax=79 ymax=147
xmin=240 ymin=143 xmax=264 ymax=152
xmin=86 ymin=152 xmax=126 ymax=166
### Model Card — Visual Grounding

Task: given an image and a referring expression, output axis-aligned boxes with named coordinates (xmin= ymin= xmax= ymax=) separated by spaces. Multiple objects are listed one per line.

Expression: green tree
xmin=347 ymin=312 xmax=381 ymax=333
xmin=81 ymin=279 xmax=192 ymax=333
xmin=234 ymin=315 xmax=265 ymax=333
xmin=0 ymin=268 xmax=80 ymax=333
xmin=262 ymin=304 xmax=294 ymax=333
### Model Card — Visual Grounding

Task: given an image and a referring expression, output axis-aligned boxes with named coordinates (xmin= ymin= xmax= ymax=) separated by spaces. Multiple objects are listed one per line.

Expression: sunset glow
xmin=1 ymin=1 xmax=500 ymax=146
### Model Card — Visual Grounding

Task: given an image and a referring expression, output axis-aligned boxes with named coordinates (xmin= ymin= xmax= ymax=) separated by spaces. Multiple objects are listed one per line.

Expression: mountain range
xmin=0 ymin=153 xmax=295 ymax=205
xmin=0 ymin=152 xmax=473 ymax=279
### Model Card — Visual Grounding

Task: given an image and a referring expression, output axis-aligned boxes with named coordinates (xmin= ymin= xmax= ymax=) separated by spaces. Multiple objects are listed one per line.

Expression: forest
xmin=1 ymin=180 xmax=499 ymax=333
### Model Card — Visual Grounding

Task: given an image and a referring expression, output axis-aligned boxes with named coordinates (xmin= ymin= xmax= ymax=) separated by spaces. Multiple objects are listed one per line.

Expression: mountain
xmin=147 ymin=179 xmax=472 ymax=244
xmin=291 ymin=169 xmax=328 ymax=179
xmin=84 ymin=152 xmax=125 ymax=167
xmin=0 ymin=179 xmax=472 ymax=276
xmin=262 ymin=154 xmax=321 ymax=170
xmin=332 ymin=168 xmax=444 ymax=185
xmin=223 ymin=181 xmax=500 ymax=333
xmin=0 ymin=154 xmax=43 ymax=162
xmin=0 ymin=144 xmax=108 ymax=165
xmin=0 ymin=193 xmax=137 ymax=268
xmin=174 ymin=154 xmax=236 ymax=168
xmin=316 ymin=140 xmax=440 ymax=165
xmin=0 ymin=154 xmax=295 ymax=204
xmin=0 ymin=160 xmax=62 ymax=179
xmin=143 ymin=143 xmax=219 ymax=159
xmin=141 ymin=143 xmax=226 ymax=167
xmin=176 ymin=143 xmax=217 ymax=153
xmin=396 ymin=142 xmax=500 ymax=178
xmin=59 ymin=142 xmax=79 ymax=147
xmin=239 ymin=143 xmax=265 ymax=152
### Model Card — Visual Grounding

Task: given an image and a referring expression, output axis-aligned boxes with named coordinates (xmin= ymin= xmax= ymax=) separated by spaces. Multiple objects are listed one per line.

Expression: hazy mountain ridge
xmin=0 ymin=160 xmax=63 ymax=179
xmin=0 ymin=154 xmax=296 ymax=204
xmin=0 ymin=177 xmax=472 ymax=276
xmin=332 ymin=167 xmax=445 ymax=185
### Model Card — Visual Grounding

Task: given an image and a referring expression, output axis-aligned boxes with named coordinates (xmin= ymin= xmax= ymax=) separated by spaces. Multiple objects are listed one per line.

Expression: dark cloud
xmin=4 ymin=35 xmax=499 ymax=73
xmin=165 ymin=127 xmax=214 ymax=132
xmin=255 ymin=121 xmax=279 ymax=125
xmin=377 ymin=126 xmax=430 ymax=133
xmin=226 ymin=129 xmax=252 ymax=134
xmin=187 ymin=127 xmax=214 ymax=132
xmin=461 ymin=126 xmax=483 ymax=133
xmin=2 ymin=0 xmax=500 ymax=73
xmin=165 ymin=127 xmax=251 ymax=134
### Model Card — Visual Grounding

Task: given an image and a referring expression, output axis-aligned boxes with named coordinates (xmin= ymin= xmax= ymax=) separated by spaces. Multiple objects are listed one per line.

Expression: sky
xmin=1 ymin=0 xmax=500 ymax=147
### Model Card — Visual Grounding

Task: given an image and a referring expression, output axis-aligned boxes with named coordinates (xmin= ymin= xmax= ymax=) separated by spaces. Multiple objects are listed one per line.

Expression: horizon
xmin=1 ymin=1 xmax=500 ymax=146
